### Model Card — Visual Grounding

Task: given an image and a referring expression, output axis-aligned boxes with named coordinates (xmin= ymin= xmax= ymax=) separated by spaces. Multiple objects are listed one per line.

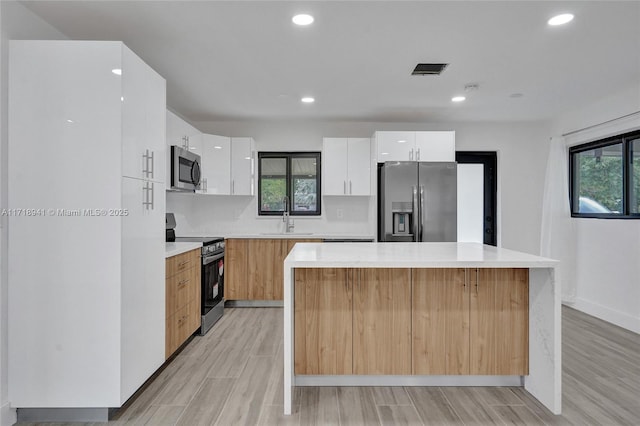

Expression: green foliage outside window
xmin=576 ymin=154 xmax=623 ymax=212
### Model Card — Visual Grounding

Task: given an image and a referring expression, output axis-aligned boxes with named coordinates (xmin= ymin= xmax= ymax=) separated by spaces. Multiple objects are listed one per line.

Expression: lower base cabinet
xmin=295 ymin=267 xmax=529 ymax=376
xmin=165 ymin=249 xmax=201 ymax=358
xmin=354 ymin=268 xmax=412 ymax=375
xmin=294 ymin=268 xmax=353 ymax=375
xmin=226 ymin=238 xmax=322 ymax=301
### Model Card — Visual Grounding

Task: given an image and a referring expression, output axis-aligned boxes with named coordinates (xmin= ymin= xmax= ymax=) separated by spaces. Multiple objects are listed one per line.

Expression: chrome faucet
xmin=282 ymin=195 xmax=294 ymax=233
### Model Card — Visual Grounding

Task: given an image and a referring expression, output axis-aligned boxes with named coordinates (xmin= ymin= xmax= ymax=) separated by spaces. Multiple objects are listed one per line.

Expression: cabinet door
xmin=145 ymin=64 xmax=166 ymax=184
xmin=247 ymin=239 xmax=275 ymax=300
xmin=121 ymin=48 xmax=147 ymax=181
xmin=231 ymin=137 xmax=254 ymax=195
xmin=122 ymin=177 xmax=165 ymax=400
xmin=470 ymin=268 xmax=529 ymax=375
xmin=294 ymin=268 xmax=352 ymax=375
xmin=272 ymin=240 xmax=288 ymax=300
xmin=376 ymin=131 xmax=415 ymax=162
xmin=347 ymin=138 xmax=371 ymax=195
xmin=353 ymin=268 xmax=411 ymax=375
xmin=412 ymin=268 xmax=469 ymax=375
xmin=121 ymin=47 xmax=166 ymax=184
xmin=199 ymin=134 xmax=231 ymax=194
xmin=225 ymin=239 xmax=248 ymax=300
xmin=323 ymin=138 xmax=349 ymax=195
xmin=415 ymin=131 xmax=455 ymax=162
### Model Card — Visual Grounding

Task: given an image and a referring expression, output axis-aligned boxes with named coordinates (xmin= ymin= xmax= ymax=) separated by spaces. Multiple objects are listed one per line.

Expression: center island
xmin=283 ymin=242 xmax=561 ymax=416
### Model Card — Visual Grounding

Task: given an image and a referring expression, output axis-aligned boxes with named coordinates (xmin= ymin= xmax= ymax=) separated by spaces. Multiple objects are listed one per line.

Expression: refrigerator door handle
xmin=412 ymin=185 xmax=419 ymax=242
xmin=419 ymin=185 xmax=425 ymax=242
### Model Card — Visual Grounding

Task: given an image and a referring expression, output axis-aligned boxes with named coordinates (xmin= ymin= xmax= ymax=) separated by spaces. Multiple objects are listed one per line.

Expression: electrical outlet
xmin=336 ymin=209 xmax=344 ymax=219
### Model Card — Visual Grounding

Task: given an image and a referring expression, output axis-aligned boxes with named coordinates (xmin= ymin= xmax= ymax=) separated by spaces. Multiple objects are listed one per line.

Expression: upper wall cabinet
xmin=197 ymin=134 xmax=231 ymax=195
xmin=231 ymin=137 xmax=255 ymax=196
xmin=323 ymin=138 xmax=371 ymax=196
xmin=165 ymin=111 xmax=202 ymax=186
xmin=375 ymin=131 xmax=455 ymax=162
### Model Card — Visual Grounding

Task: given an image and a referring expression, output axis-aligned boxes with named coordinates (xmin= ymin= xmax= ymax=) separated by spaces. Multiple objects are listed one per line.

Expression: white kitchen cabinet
xmin=231 ymin=137 xmax=255 ymax=196
xmin=165 ymin=110 xmax=202 ymax=184
xmin=197 ymin=134 xmax=231 ymax=195
xmin=323 ymin=138 xmax=371 ymax=196
xmin=375 ymin=131 xmax=416 ymax=162
xmin=415 ymin=131 xmax=456 ymax=162
xmin=8 ymin=40 xmax=166 ymax=413
xmin=375 ymin=131 xmax=455 ymax=162
xmin=121 ymin=47 xmax=166 ymax=183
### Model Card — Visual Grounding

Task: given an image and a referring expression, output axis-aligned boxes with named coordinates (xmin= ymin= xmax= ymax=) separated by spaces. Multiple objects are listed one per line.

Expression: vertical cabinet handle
xmin=149 ymin=150 xmax=154 ymax=179
xmin=343 ymin=181 xmax=347 ymax=195
xmin=417 ymin=148 xmax=420 ymax=161
xmin=150 ymin=182 xmax=154 ymax=210
xmin=475 ymin=268 xmax=479 ymax=293
xmin=464 ymin=268 xmax=468 ymax=291
xmin=142 ymin=181 xmax=154 ymax=210
xmin=349 ymin=180 xmax=352 ymax=194
xmin=232 ymin=180 xmax=235 ymax=194
xmin=409 ymin=148 xmax=414 ymax=161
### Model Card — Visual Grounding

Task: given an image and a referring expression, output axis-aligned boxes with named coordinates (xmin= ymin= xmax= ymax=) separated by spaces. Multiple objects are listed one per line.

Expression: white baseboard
xmin=566 ymin=298 xmax=640 ymax=334
xmin=1 ymin=402 xmax=16 ymax=426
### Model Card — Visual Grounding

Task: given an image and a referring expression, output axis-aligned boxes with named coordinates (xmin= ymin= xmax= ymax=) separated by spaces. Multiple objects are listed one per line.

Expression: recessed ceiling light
xmin=381 ymin=152 xmax=389 ymax=156
xmin=214 ymin=146 xmax=222 ymax=150
xmin=397 ymin=140 xmax=406 ymax=144
xmin=451 ymin=96 xmax=466 ymax=102
xmin=301 ymin=97 xmax=315 ymax=103
xmin=66 ymin=119 xmax=74 ymax=123
xmin=111 ymin=68 xmax=122 ymax=75
xmin=292 ymin=14 xmax=314 ymax=26
xmin=548 ymin=13 xmax=574 ymax=26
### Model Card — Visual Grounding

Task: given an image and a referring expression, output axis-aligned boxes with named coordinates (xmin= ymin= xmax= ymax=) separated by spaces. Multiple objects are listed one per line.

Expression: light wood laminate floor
xmin=18 ymin=306 xmax=640 ymax=425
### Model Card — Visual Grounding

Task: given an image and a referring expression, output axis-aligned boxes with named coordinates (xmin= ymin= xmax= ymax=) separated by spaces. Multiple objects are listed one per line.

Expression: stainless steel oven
xmin=201 ymin=240 xmax=224 ymax=334
xmin=171 ymin=145 xmax=201 ymax=191
xmin=173 ymin=236 xmax=225 ymax=335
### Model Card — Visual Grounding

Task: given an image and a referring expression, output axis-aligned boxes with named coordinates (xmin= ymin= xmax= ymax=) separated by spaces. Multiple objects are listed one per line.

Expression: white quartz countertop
xmin=284 ymin=242 xmax=558 ymax=268
xmin=165 ymin=242 xmax=202 ymax=258
xmin=226 ymin=233 xmax=375 ymax=240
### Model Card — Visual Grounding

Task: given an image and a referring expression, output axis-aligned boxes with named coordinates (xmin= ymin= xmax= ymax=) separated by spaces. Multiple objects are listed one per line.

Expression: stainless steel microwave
xmin=171 ymin=145 xmax=201 ymax=191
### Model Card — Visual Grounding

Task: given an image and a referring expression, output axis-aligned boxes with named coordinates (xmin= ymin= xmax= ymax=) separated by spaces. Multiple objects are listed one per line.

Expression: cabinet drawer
xmin=166 ymin=267 xmax=198 ymax=315
xmin=165 ymin=301 xmax=200 ymax=359
xmin=166 ymin=249 xmax=200 ymax=278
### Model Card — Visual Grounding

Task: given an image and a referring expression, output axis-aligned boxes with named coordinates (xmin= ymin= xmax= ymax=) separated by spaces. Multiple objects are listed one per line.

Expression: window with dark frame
xmin=569 ymin=130 xmax=640 ymax=218
xmin=258 ymin=152 xmax=321 ymax=216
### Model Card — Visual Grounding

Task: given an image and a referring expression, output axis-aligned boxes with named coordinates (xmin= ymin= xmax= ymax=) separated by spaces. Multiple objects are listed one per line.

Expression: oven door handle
xmin=203 ymin=252 xmax=224 ymax=265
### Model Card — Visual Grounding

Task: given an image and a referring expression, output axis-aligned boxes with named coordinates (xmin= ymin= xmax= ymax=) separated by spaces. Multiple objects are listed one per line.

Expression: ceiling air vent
xmin=411 ymin=63 xmax=449 ymax=76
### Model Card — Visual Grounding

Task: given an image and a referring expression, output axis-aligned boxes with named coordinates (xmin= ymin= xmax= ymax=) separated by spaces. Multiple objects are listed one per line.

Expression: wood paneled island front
xmin=283 ymin=242 xmax=561 ymax=416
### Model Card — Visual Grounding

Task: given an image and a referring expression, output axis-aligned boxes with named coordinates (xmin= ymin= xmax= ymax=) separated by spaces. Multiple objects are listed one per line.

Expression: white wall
xmin=551 ymin=83 xmax=640 ymax=333
xmin=0 ymin=2 xmax=68 ymax=424
xmin=169 ymin=119 xmax=551 ymax=254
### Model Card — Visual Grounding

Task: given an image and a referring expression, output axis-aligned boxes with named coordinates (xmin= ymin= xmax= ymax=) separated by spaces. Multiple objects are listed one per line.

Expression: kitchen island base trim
xmin=295 ymin=375 xmax=522 ymax=387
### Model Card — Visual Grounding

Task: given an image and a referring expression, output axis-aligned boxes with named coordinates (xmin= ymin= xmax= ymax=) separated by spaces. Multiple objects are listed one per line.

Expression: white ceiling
xmin=19 ymin=0 xmax=640 ymax=123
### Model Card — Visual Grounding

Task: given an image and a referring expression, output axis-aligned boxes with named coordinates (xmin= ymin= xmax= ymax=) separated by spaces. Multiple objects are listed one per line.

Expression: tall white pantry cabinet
xmin=8 ymin=41 xmax=166 ymax=414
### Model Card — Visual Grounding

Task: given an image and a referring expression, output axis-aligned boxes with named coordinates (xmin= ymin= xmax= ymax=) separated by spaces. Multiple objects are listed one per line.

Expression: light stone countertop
xmin=225 ymin=233 xmax=375 ymax=240
xmin=284 ymin=242 xmax=558 ymax=268
xmin=165 ymin=242 xmax=202 ymax=258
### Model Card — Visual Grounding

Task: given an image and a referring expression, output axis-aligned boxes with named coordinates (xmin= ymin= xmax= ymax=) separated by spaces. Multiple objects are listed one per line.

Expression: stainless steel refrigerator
xmin=378 ymin=162 xmax=457 ymax=242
